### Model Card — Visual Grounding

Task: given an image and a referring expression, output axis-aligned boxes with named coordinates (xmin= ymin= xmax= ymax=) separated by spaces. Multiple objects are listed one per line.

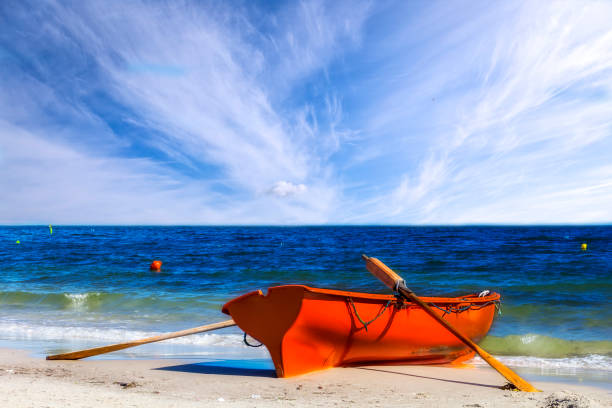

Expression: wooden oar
xmin=361 ymin=254 xmax=540 ymax=392
xmin=46 ymin=319 xmax=236 ymax=360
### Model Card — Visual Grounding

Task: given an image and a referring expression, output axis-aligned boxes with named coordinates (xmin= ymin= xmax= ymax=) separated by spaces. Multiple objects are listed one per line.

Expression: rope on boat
xmin=243 ymin=332 xmax=264 ymax=347
xmin=347 ymin=297 xmax=393 ymax=332
xmin=347 ymin=294 xmax=500 ymax=328
xmin=428 ymin=299 xmax=502 ymax=316
xmin=347 ymin=290 xmax=501 ymax=325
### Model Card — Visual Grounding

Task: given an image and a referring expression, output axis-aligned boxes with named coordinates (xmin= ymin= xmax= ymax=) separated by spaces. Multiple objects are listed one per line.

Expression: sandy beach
xmin=3 ymin=0 xmax=612 ymax=402
xmin=1 ymin=348 xmax=609 ymax=408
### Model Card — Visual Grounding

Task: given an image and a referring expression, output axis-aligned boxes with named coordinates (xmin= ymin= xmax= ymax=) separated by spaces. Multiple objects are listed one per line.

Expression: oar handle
xmin=361 ymin=254 xmax=406 ymax=291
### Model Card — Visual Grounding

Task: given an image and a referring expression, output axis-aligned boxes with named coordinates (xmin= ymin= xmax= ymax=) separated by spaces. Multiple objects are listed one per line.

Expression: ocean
xmin=1 ymin=226 xmax=610 ymax=384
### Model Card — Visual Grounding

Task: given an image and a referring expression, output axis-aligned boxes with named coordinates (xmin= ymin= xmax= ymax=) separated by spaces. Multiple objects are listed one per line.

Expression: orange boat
xmin=222 ymin=285 xmax=500 ymax=378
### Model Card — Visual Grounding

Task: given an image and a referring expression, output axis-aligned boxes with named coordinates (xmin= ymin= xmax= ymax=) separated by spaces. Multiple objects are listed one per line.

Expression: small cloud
xmin=268 ymin=181 xmax=307 ymax=197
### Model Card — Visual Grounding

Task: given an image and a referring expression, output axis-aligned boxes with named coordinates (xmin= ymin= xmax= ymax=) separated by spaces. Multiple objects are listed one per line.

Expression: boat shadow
xmin=155 ymin=362 xmax=500 ymax=386
xmin=155 ymin=360 xmax=276 ymax=378
xmin=357 ymin=367 xmax=501 ymax=389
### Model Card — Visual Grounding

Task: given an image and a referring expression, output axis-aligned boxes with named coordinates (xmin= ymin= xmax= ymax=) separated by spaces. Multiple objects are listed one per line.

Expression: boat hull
xmin=222 ymin=285 xmax=500 ymax=377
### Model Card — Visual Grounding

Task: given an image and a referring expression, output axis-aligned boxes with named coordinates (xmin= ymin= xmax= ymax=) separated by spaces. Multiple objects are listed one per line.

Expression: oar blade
xmin=476 ymin=346 xmax=540 ymax=392
xmin=47 ymin=342 xmax=137 ymax=360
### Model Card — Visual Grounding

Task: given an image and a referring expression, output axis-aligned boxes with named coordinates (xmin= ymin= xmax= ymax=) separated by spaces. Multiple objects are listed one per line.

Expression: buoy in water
xmin=581 ymin=243 xmax=587 ymax=251
xmin=150 ymin=260 xmax=162 ymax=271
xmin=16 ymin=240 xmax=20 ymax=244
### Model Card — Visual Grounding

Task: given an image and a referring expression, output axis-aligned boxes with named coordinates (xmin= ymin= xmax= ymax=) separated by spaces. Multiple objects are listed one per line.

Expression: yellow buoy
xmin=16 ymin=240 xmax=20 ymax=244
xmin=581 ymin=243 xmax=587 ymax=251
xmin=49 ymin=225 xmax=53 ymax=235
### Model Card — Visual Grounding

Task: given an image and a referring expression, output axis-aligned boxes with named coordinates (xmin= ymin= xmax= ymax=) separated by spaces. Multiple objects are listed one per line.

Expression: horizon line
xmin=2 ymin=223 xmax=611 ymax=227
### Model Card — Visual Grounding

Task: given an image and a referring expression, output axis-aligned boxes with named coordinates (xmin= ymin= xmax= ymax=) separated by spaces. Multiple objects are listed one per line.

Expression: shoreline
xmin=1 ymin=348 xmax=610 ymax=407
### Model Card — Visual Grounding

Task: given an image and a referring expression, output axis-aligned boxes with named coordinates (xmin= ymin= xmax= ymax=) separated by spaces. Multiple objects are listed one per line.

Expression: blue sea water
xmin=1 ymin=226 xmax=610 ymax=381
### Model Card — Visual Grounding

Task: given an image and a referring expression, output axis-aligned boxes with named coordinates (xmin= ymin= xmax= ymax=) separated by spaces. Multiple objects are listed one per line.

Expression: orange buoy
xmin=150 ymin=260 xmax=162 ymax=271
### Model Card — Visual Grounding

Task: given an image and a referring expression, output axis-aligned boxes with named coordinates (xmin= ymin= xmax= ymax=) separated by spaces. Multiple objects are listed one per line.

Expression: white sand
xmin=0 ymin=348 xmax=610 ymax=407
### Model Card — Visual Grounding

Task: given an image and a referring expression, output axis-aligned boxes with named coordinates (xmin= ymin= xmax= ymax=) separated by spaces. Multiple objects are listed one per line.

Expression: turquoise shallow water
xmin=1 ymin=226 xmax=610 ymax=380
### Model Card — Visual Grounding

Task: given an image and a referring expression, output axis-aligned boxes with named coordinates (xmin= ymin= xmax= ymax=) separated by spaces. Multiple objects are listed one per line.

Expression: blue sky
xmin=1 ymin=0 xmax=611 ymax=224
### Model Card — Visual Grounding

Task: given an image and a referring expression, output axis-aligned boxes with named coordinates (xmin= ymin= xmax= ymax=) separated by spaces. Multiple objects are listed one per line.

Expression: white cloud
xmin=268 ymin=181 xmax=307 ymax=197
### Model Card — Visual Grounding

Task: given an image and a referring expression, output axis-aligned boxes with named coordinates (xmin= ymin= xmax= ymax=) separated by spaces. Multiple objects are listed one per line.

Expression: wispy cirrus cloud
xmin=0 ymin=0 xmax=369 ymax=224
xmin=346 ymin=1 xmax=612 ymax=224
xmin=1 ymin=0 xmax=611 ymax=224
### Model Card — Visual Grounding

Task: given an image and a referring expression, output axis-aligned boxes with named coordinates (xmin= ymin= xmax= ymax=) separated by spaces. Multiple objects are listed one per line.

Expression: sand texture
xmin=0 ymin=348 xmax=610 ymax=407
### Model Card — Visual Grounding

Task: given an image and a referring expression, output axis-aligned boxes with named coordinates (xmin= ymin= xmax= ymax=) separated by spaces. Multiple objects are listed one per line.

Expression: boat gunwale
xmin=255 ymin=285 xmax=500 ymax=304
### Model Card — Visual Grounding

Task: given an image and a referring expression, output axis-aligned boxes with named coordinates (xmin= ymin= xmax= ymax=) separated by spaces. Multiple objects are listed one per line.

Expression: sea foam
xmin=473 ymin=354 xmax=612 ymax=372
xmin=0 ymin=321 xmax=244 ymax=347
